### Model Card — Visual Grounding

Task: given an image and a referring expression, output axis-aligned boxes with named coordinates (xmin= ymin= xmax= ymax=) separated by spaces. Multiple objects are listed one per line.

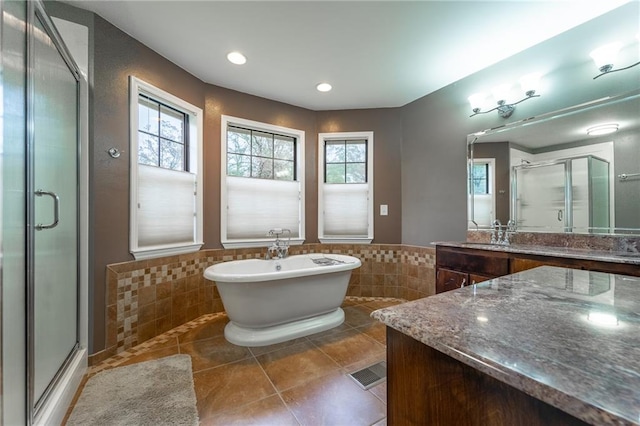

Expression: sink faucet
xmin=490 ymin=219 xmax=502 ymax=244
xmin=266 ymin=228 xmax=291 ymax=259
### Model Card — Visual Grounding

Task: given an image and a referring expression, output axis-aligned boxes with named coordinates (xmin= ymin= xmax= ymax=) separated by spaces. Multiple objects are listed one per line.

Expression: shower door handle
xmin=557 ymin=209 xmax=563 ymax=222
xmin=35 ymin=189 xmax=60 ymax=230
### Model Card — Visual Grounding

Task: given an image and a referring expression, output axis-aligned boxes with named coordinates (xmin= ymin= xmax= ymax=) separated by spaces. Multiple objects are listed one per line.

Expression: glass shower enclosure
xmin=512 ymin=155 xmax=610 ymax=233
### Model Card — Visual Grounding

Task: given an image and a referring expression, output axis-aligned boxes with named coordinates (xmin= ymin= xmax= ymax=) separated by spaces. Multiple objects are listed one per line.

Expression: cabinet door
xmin=469 ymin=273 xmax=492 ymax=285
xmin=436 ymin=268 xmax=468 ymax=293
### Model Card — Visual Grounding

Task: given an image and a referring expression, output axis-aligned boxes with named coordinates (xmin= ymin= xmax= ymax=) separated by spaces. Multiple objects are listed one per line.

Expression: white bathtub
xmin=203 ymin=254 xmax=361 ymax=346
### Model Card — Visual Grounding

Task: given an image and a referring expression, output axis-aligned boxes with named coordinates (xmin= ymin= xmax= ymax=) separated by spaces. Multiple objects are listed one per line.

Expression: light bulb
xmin=467 ymin=93 xmax=486 ymax=112
xmin=316 ymin=83 xmax=332 ymax=92
xmin=519 ymin=73 xmax=541 ymax=96
xmin=227 ymin=51 xmax=247 ymax=65
xmin=590 ymin=42 xmax=622 ymax=73
xmin=491 ymin=84 xmax=511 ymax=104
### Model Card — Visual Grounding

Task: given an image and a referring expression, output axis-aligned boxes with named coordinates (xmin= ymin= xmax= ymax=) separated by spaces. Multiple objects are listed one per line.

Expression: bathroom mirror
xmin=468 ymin=88 xmax=640 ymax=235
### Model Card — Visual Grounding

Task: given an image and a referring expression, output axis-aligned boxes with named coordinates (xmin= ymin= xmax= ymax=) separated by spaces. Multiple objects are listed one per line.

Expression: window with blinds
xmin=318 ymin=132 xmax=374 ymax=243
xmin=129 ymin=77 xmax=203 ymax=259
xmin=221 ymin=116 xmax=305 ymax=248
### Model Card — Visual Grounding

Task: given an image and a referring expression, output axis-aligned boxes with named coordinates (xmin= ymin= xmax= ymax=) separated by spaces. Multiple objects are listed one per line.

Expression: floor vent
xmin=348 ymin=361 xmax=386 ymax=390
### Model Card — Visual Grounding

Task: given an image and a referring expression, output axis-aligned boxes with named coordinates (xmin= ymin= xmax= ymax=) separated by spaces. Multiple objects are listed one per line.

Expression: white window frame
xmin=470 ymin=157 xmax=496 ymax=229
xmin=129 ymin=76 xmax=204 ymax=259
xmin=318 ymin=131 xmax=374 ymax=244
xmin=221 ymin=115 xmax=305 ymax=249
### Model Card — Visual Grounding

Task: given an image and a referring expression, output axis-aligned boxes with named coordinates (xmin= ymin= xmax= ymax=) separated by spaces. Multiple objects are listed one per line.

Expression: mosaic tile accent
xmin=95 ymin=244 xmax=437 ymax=365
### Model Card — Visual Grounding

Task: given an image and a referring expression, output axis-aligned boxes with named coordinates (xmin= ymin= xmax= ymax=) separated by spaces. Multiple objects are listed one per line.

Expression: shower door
xmin=513 ymin=162 xmax=568 ymax=231
xmin=28 ymin=2 xmax=80 ymax=418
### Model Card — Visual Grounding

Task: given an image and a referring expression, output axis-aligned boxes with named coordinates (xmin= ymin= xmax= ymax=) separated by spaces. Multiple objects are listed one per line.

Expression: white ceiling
xmin=63 ymin=0 xmax=631 ymax=110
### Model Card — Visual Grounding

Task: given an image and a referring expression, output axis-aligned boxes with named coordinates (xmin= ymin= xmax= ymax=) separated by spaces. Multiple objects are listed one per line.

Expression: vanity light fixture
xmin=591 ymin=39 xmax=640 ymax=79
xmin=227 ymin=51 xmax=247 ymax=65
xmin=468 ymin=73 xmax=541 ymax=118
xmin=316 ymin=82 xmax=332 ymax=92
xmin=586 ymin=123 xmax=619 ymax=136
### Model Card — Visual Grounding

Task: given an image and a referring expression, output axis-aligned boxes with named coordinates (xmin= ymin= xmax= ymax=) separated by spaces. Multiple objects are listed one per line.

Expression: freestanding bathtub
xmin=203 ymin=254 xmax=361 ymax=347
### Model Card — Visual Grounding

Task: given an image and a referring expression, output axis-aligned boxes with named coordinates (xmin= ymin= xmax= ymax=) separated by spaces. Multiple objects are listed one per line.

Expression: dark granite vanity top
xmin=372 ymin=266 xmax=640 ymax=425
xmin=434 ymin=240 xmax=640 ymax=265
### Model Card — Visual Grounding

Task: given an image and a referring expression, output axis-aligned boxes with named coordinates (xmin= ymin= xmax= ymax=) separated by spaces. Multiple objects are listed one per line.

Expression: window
xmin=129 ymin=77 xmax=203 ymax=259
xmin=221 ymin=116 xmax=305 ymax=248
xmin=472 ymin=163 xmax=489 ymax=194
xmin=318 ymin=132 xmax=373 ymax=243
xmin=137 ymin=94 xmax=189 ymax=171
xmin=469 ymin=158 xmax=495 ymax=228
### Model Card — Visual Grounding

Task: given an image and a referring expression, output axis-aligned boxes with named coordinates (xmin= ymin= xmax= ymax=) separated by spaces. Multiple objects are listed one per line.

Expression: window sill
xmin=318 ymin=238 xmax=373 ymax=244
xmin=222 ymin=238 xmax=305 ymax=250
xmin=131 ymin=242 xmax=204 ymax=260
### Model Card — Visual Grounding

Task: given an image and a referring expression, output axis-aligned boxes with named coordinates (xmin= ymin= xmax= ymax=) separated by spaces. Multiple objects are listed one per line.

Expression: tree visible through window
xmin=324 ymin=140 xmax=367 ymax=183
xmin=137 ymin=94 xmax=188 ymax=171
xmin=472 ymin=163 xmax=489 ymax=194
xmin=227 ymin=125 xmax=296 ymax=181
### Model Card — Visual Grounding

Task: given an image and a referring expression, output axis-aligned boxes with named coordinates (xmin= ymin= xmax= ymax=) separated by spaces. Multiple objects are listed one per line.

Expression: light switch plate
xmin=380 ymin=204 xmax=388 ymax=216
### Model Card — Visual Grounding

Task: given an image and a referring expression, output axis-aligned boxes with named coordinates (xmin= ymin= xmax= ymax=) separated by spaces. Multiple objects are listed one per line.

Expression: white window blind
xmin=137 ymin=164 xmax=196 ymax=246
xmin=322 ymin=183 xmax=369 ymax=236
xmin=226 ymin=176 xmax=300 ymax=239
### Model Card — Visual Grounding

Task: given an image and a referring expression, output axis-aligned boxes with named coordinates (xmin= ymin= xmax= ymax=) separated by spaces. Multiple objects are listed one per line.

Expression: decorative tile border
xmin=95 ymin=244 xmax=437 ymax=365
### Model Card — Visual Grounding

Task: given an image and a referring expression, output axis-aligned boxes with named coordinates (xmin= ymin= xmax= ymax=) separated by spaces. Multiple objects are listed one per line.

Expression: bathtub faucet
xmin=266 ymin=228 xmax=291 ymax=259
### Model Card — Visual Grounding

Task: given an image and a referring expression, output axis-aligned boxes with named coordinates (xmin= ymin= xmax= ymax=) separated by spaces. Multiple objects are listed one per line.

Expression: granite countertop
xmin=434 ymin=241 xmax=640 ymax=265
xmin=372 ymin=266 xmax=640 ymax=425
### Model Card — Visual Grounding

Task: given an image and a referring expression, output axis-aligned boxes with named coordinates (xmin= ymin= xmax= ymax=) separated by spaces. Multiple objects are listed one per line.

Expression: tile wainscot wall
xmin=93 ymin=244 xmax=436 ymax=365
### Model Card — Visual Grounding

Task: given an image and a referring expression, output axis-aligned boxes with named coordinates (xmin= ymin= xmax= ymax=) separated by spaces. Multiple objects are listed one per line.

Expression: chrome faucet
xmin=490 ymin=219 xmax=502 ymax=244
xmin=266 ymin=228 xmax=291 ymax=259
xmin=503 ymin=220 xmax=516 ymax=245
xmin=490 ymin=219 xmax=516 ymax=245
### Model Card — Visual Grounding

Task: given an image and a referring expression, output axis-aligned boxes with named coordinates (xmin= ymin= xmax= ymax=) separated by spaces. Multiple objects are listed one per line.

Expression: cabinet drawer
xmin=469 ymin=273 xmax=492 ymax=285
xmin=437 ymin=268 xmax=468 ymax=293
xmin=437 ymin=247 xmax=509 ymax=277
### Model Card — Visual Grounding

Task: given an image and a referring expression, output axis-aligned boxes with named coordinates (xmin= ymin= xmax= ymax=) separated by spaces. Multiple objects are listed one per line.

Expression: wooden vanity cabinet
xmin=436 ymin=246 xmax=509 ymax=293
xmin=436 ymin=244 xmax=640 ymax=294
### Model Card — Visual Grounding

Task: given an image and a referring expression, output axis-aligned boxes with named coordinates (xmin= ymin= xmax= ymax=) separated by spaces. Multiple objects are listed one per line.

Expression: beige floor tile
xmin=363 ymin=300 xmax=404 ymax=310
xmin=281 ymin=370 xmax=386 ymax=426
xmin=256 ymin=341 xmax=340 ymax=392
xmin=180 ymin=335 xmax=252 ymax=372
xmin=306 ymin=321 xmax=353 ymax=341
xmin=178 ymin=316 xmax=228 ymax=343
xmin=343 ymin=305 xmax=376 ymax=327
xmin=372 ymin=418 xmax=387 ymax=426
xmin=193 ymin=358 xmax=277 ymax=420
xmin=357 ymin=321 xmax=387 ymax=345
xmin=342 ymin=352 xmax=387 ymax=376
xmin=199 ymin=395 xmax=299 ymax=426
xmin=311 ymin=329 xmax=385 ymax=367
xmin=248 ymin=336 xmax=309 ymax=357
xmin=115 ymin=345 xmax=180 ymax=368
xmin=370 ymin=381 xmax=387 ymax=404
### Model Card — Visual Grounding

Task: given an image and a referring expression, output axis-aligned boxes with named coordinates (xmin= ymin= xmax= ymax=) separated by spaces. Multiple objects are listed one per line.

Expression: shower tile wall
xmin=94 ymin=244 xmax=435 ymax=366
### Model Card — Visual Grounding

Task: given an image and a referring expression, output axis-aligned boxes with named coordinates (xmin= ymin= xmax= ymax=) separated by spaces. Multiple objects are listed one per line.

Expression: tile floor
xmin=65 ymin=297 xmax=404 ymax=426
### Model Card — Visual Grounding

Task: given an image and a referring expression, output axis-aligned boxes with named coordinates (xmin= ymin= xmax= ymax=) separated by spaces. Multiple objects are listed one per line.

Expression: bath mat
xmin=67 ymin=354 xmax=199 ymax=426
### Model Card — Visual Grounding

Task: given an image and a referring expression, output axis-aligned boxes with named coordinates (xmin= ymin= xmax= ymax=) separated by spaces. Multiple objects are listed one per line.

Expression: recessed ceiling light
xmin=586 ymin=123 xmax=619 ymax=136
xmin=316 ymin=83 xmax=332 ymax=92
xmin=227 ymin=51 xmax=246 ymax=65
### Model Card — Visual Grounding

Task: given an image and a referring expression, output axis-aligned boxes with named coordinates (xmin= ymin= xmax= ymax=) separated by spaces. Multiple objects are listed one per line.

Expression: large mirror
xmin=468 ymin=89 xmax=640 ymax=235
